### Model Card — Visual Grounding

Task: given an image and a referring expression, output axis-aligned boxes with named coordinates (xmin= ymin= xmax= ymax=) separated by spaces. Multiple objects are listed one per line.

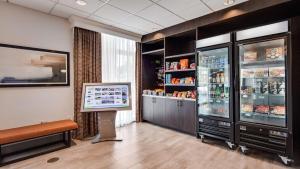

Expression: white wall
xmin=0 ymin=2 xmax=74 ymax=129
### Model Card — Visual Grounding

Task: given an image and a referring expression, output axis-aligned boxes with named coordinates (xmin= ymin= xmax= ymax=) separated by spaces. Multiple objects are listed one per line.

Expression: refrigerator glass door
xmin=239 ymin=38 xmax=287 ymax=127
xmin=197 ymin=47 xmax=230 ymax=118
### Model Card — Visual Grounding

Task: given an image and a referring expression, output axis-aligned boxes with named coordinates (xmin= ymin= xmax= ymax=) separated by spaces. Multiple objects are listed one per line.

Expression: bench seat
xmin=0 ymin=119 xmax=78 ymax=166
xmin=0 ymin=120 xmax=78 ymax=145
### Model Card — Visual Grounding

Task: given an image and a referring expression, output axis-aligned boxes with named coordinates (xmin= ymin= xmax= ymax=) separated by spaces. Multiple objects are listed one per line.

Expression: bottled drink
xmin=215 ymin=85 xmax=220 ymax=99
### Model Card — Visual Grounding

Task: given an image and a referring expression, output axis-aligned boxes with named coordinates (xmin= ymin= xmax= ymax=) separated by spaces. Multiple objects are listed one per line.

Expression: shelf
xmin=165 ymin=84 xmax=195 ymax=87
xmin=142 ymin=94 xmax=196 ymax=101
xmin=165 ymin=69 xmax=195 ymax=73
xmin=165 ymin=52 xmax=195 ymax=59
xmin=142 ymin=48 xmax=164 ymax=55
xmin=241 ymin=76 xmax=285 ymax=79
xmin=241 ymin=60 xmax=284 ymax=67
xmin=240 ymin=93 xmax=285 ymax=98
xmin=241 ymin=112 xmax=285 ymax=119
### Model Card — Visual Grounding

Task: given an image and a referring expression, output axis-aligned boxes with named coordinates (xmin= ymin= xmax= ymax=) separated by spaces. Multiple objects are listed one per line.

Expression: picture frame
xmin=0 ymin=43 xmax=70 ymax=87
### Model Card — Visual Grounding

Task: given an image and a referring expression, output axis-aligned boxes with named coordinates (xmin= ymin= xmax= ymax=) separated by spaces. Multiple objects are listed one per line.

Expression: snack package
xmin=254 ymin=105 xmax=269 ymax=114
xmin=270 ymin=106 xmax=285 ymax=116
xmin=241 ymin=69 xmax=254 ymax=78
xmin=170 ymin=62 xmax=179 ymax=70
xmin=190 ymin=63 xmax=196 ymax=69
xmin=244 ymin=51 xmax=257 ymax=62
xmin=165 ymin=62 xmax=170 ymax=70
xmin=241 ymin=104 xmax=253 ymax=112
xmin=269 ymin=67 xmax=285 ymax=77
xmin=266 ymin=47 xmax=284 ymax=60
xmin=254 ymin=68 xmax=269 ymax=78
xmin=173 ymin=91 xmax=179 ymax=97
xmin=180 ymin=59 xmax=189 ymax=69
xmin=185 ymin=77 xmax=194 ymax=84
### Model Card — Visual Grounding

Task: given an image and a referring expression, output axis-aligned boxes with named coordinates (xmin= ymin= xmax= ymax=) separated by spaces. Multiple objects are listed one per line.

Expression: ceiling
xmin=2 ymin=0 xmax=248 ymax=35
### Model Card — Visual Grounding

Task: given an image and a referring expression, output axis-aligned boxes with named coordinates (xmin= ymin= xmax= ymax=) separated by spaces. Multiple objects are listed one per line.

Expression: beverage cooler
xmin=234 ymin=21 xmax=293 ymax=165
xmin=196 ymin=33 xmax=235 ymax=149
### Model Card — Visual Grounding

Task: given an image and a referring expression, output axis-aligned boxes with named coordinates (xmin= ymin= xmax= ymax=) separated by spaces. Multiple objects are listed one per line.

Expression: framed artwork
xmin=0 ymin=43 xmax=70 ymax=87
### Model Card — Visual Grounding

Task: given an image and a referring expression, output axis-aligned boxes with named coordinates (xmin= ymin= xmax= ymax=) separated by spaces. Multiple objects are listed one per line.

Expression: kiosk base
xmin=91 ymin=111 xmax=123 ymax=144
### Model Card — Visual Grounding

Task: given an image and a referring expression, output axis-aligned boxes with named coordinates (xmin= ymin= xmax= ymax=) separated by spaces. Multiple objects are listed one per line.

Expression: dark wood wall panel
xmin=142 ymin=0 xmax=299 ymax=43
xmin=291 ymin=16 xmax=300 ymax=154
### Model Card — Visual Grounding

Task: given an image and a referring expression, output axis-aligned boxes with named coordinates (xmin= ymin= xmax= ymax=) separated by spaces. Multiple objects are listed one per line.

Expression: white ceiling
xmin=3 ymin=0 xmax=248 ymax=35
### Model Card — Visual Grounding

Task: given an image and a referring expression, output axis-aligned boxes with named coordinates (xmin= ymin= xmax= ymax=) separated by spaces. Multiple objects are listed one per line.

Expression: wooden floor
xmin=2 ymin=123 xmax=297 ymax=169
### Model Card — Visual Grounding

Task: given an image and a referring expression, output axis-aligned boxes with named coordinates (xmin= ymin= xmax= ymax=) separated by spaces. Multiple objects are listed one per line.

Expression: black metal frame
xmin=0 ymin=43 xmax=70 ymax=87
xmin=196 ymin=35 xmax=235 ymax=143
xmin=0 ymin=130 xmax=72 ymax=166
xmin=234 ymin=31 xmax=293 ymax=158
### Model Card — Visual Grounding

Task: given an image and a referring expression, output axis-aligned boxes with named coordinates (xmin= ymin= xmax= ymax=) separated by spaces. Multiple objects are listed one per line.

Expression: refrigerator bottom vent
xmin=239 ymin=127 xmax=287 ymax=154
xmin=199 ymin=120 xmax=231 ymax=140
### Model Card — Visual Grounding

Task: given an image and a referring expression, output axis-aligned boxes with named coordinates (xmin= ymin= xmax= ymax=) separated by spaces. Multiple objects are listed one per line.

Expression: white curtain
xmin=101 ymin=33 xmax=136 ymax=127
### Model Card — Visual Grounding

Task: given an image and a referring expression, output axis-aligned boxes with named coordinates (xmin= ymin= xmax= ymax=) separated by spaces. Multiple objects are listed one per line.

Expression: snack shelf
xmin=165 ymin=69 xmax=195 ymax=73
xmin=241 ymin=112 xmax=286 ymax=119
xmin=241 ymin=77 xmax=285 ymax=79
xmin=241 ymin=60 xmax=284 ymax=67
xmin=142 ymin=48 xmax=164 ymax=55
xmin=165 ymin=84 xmax=195 ymax=87
xmin=165 ymin=52 xmax=195 ymax=59
xmin=240 ymin=93 xmax=285 ymax=98
xmin=142 ymin=94 xmax=196 ymax=101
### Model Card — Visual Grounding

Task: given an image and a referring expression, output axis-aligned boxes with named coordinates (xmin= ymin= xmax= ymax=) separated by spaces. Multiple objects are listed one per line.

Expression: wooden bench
xmin=0 ymin=120 xmax=78 ymax=166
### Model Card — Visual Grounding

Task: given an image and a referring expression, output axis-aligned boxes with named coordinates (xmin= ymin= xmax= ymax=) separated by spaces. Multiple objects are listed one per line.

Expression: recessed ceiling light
xmin=76 ymin=0 xmax=87 ymax=6
xmin=224 ymin=0 xmax=235 ymax=5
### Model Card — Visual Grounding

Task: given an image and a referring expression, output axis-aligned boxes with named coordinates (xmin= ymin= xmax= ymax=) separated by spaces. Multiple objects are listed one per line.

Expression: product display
xmin=180 ymin=59 xmax=189 ymax=69
xmin=254 ymin=105 xmax=269 ymax=114
xmin=166 ymin=59 xmax=195 ymax=70
xmin=254 ymin=68 xmax=269 ymax=78
xmin=269 ymin=67 xmax=285 ymax=77
xmin=167 ymin=76 xmax=195 ymax=85
xmin=266 ymin=47 xmax=284 ymax=60
xmin=244 ymin=51 xmax=258 ymax=62
xmin=241 ymin=104 xmax=253 ymax=113
xmin=239 ymin=38 xmax=287 ymax=127
xmin=143 ymin=89 xmax=164 ymax=96
xmin=197 ymin=47 xmax=230 ymax=119
xmin=270 ymin=106 xmax=286 ymax=116
xmin=166 ymin=90 xmax=196 ymax=99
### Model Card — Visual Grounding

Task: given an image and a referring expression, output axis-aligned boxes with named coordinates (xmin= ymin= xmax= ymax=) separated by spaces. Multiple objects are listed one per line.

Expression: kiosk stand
xmin=80 ymin=82 xmax=132 ymax=144
xmin=91 ymin=111 xmax=122 ymax=143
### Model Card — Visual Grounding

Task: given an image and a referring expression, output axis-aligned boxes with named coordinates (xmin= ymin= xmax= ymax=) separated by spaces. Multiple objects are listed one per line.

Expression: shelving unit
xmin=141 ymin=29 xmax=197 ymax=135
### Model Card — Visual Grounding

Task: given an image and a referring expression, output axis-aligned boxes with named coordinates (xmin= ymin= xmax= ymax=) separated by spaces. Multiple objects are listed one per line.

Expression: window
xmin=101 ymin=33 xmax=136 ymax=127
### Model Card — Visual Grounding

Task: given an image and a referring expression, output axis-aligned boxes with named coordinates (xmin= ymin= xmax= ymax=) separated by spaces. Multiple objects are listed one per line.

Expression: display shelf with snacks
xmin=142 ymin=48 xmax=164 ymax=55
xmin=165 ymin=52 xmax=195 ymax=59
xmin=197 ymin=47 xmax=231 ymax=119
xmin=141 ymin=30 xmax=197 ymax=136
xmin=165 ymin=69 xmax=195 ymax=73
xmin=238 ymin=38 xmax=287 ymax=127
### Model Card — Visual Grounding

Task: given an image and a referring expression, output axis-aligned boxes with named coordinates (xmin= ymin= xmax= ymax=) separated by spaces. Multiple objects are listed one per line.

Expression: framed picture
xmin=0 ymin=43 xmax=70 ymax=87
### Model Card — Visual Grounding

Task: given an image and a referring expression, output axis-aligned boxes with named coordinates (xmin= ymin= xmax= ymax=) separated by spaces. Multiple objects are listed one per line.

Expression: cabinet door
xmin=165 ymin=99 xmax=180 ymax=129
xmin=153 ymin=98 xmax=165 ymax=126
xmin=143 ymin=97 xmax=153 ymax=122
xmin=180 ymin=101 xmax=196 ymax=135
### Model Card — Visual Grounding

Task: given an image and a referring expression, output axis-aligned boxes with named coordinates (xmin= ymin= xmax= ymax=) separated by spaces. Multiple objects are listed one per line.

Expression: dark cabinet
xmin=153 ymin=97 xmax=165 ymax=126
xmin=180 ymin=100 xmax=196 ymax=135
xmin=143 ymin=96 xmax=196 ymax=135
xmin=143 ymin=96 xmax=153 ymax=122
xmin=165 ymin=99 xmax=180 ymax=129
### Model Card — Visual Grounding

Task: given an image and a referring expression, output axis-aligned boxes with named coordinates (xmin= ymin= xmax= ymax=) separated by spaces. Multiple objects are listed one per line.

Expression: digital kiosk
xmin=81 ymin=82 xmax=132 ymax=143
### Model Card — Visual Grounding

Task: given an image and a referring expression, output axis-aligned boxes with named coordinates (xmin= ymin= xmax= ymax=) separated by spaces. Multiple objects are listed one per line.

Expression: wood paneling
xmin=142 ymin=0 xmax=299 ymax=42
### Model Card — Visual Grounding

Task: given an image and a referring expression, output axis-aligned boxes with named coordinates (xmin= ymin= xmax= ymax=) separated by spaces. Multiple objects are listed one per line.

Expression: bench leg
xmin=65 ymin=131 xmax=71 ymax=147
xmin=0 ymin=144 xmax=3 ymax=165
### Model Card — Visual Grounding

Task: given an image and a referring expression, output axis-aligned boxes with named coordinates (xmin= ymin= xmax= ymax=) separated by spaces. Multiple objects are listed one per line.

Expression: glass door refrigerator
xmin=235 ymin=21 xmax=293 ymax=165
xmin=196 ymin=33 xmax=235 ymax=149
